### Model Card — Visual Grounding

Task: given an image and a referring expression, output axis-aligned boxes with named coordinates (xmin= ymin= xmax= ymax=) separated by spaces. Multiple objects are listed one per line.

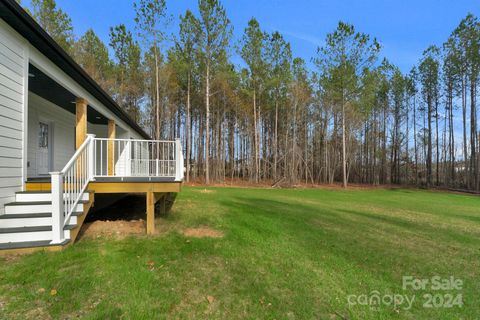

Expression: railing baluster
xmin=100 ymin=140 xmax=103 ymax=176
xmin=67 ymin=170 xmax=71 ymax=215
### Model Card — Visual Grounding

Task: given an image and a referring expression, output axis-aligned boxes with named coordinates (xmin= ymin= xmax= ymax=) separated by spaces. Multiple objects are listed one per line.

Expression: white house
xmin=0 ymin=0 xmax=183 ymax=253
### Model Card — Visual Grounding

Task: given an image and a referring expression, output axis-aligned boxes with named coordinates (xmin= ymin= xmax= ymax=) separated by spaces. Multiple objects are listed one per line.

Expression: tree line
xmin=25 ymin=0 xmax=480 ymax=190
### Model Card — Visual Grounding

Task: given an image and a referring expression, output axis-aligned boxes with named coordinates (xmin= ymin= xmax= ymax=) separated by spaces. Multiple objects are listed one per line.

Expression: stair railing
xmin=50 ymin=134 xmax=95 ymax=244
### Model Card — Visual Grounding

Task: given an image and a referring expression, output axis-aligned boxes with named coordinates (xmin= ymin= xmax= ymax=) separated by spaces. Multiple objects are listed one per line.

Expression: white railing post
xmin=50 ymin=171 xmax=65 ymax=244
xmin=175 ymin=138 xmax=183 ymax=181
xmin=87 ymin=134 xmax=96 ymax=180
xmin=126 ymin=140 xmax=132 ymax=176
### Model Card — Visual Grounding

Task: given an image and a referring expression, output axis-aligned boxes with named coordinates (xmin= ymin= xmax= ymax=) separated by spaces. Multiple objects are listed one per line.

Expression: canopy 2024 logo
xmin=347 ymin=276 xmax=463 ymax=311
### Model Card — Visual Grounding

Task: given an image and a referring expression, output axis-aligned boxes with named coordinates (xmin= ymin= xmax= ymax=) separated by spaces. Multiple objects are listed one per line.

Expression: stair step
xmin=0 ymin=224 xmax=75 ymax=243
xmin=0 ymin=239 xmax=70 ymax=251
xmin=15 ymin=190 xmax=93 ymax=194
xmin=5 ymin=200 xmax=89 ymax=205
xmin=0 ymin=226 xmax=51 ymax=233
xmin=0 ymin=230 xmax=54 ymax=243
xmin=0 ymin=217 xmax=54 ymax=228
xmin=15 ymin=190 xmax=52 ymax=193
xmin=0 ymin=224 xmax=78 ymax=233
xmin=4 ymin=200 xmax=87 ymax=215
xmin=0 ymin=213 xmax=80 ymax=228
xmin=0 ymin=213 xmax=51 ymax=219
xmin=0 ymin=211 xmax=83 ymax=219
xmin=15 ymin=191 xmax=91 ymax=203
xmin=5 ymin=201 xmax=52 ymax=206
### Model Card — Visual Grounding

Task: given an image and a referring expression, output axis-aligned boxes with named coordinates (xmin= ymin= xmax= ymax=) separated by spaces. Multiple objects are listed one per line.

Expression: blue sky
xmin=24 ymin=0 xmax=480 ymax=73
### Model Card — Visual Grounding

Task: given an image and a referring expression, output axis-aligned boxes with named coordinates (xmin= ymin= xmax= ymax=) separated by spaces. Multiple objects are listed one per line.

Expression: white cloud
xmin=281 ymin=30 xmax=324 ymax=48
xmin=265 ymin=25 xmax=324 ymax=48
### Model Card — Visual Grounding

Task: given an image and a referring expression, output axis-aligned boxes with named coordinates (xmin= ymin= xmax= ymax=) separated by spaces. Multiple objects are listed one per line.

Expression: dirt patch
xmin=182 ymin=227 xmax=224 ymax=238
xmin=24 ymin=307 xmax=52 ymax=320
xmin=0 ymin=295 xmax=6 ymax=312
xmin=1 ymin=253 xmax=25 ymax=261
xmin=79 ymin=220 xmax=145 ymax=240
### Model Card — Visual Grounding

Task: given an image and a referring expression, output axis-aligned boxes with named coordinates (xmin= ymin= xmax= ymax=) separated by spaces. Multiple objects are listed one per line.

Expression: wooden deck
xmin=25 ymin=179 xmax=182 ymax=235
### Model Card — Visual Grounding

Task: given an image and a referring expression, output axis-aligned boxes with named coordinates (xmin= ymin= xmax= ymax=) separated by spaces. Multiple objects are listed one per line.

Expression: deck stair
xmin=0 ymin=190 xmax=93 ymax=253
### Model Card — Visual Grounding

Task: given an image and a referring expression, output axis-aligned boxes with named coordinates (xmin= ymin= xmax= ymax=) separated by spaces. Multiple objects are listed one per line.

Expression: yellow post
xmin=146 ymin=192 xmax=155 ymax=234
xmin=107 ymin=119 xmax=115 ymax=176
xmin=75 ymin=98 xmax=88 ymax=149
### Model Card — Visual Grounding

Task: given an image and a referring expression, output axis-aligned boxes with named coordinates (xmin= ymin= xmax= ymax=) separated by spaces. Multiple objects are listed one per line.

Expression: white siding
xmin=89 ymin=123 xmax=108 ymax=138
xmin=27 ymin=93 xmax=76 ymax=176
xmin=117 ymin=126 xmax=131 ymax=139
xmin=0 ymin=21 xmax=26 ymax=215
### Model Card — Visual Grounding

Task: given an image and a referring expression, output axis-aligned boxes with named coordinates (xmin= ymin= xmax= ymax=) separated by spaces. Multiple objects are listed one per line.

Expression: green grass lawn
xmin=0 ymin=187 xmax=479 ymax=319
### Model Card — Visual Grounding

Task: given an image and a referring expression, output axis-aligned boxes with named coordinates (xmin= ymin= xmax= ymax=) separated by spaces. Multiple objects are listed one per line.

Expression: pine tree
xmin=75 ymin=29 xmax=114 ymax=93
xmin=30 ymin=0 xmax=74 ymax=52
xmin=315 ymin=22 xmax=380 ymax=188
xmin=196 ymin=0 xmax=232 ymax=184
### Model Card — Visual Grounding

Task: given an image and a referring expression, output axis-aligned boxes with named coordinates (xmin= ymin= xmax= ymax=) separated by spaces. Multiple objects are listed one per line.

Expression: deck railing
xmin=50 ymin=135 xmax=184 ymax=244
xmin=92 ymin=138 xmax=183 ymax=180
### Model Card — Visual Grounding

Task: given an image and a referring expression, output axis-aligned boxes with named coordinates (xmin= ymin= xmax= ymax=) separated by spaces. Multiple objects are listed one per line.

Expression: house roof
xmin=0 ymin=0 xmax=151 ymax=139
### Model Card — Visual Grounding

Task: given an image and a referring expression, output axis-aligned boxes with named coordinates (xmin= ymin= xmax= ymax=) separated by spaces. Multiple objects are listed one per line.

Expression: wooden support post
xmin=107 ymin=120 xmax=115 ymax=176
xmin=75 ymin=98 xmax=88 ymax=149
xmin=146 ymin=192 xmax=155 ymax=235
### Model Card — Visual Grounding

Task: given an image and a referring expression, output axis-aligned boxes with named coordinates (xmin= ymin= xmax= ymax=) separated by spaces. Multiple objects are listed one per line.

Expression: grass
xmin=0 ymin=186 xmax=479 ymax=319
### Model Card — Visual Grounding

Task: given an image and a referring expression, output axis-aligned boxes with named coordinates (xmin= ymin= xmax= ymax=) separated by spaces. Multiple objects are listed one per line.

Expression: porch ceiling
xmin=28 ymin=64 xmax=108 ymax=125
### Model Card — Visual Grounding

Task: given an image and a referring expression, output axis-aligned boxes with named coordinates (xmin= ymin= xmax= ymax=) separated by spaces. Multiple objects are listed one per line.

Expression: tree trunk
xmin=274 ymin=99 xmax=278 ymax=181
xmin=253 ymin=89 xmax=259 ymax=183
xmin=406 ymin=97 xmax=410 ymax=184
xmin=427 ymin=93 xmax=433 ymax=187
xmin=205 ymin=62 xmax=210 ymax=184
xmin=292 ymin=100 xmax=298 ymax=183
xmin=186 ymin=72 xmax=191 ymax=182
xmin=435 ymin=95 xmax=439 ymax=185
xmin=462 ymin=76 xmax=468 ymax=186
xmin=154 ymin=46 xmax=161 ymax=141
xmin=449 ymin=88 xmax=455 ymax=184
xmin=470 ymin=80 xmax=477 ymax=189
xmin=413 ymin=93 xmax=418 ymax=184
xmin=342 ymin=101 xmax=347 ymax=188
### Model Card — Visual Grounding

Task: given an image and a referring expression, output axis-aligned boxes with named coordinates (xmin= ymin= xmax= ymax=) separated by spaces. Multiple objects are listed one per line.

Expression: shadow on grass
xmin=336 ymin=208 xmax=480 ymax=245
xmin=218 ymin=195 xmax=479 ymax=277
